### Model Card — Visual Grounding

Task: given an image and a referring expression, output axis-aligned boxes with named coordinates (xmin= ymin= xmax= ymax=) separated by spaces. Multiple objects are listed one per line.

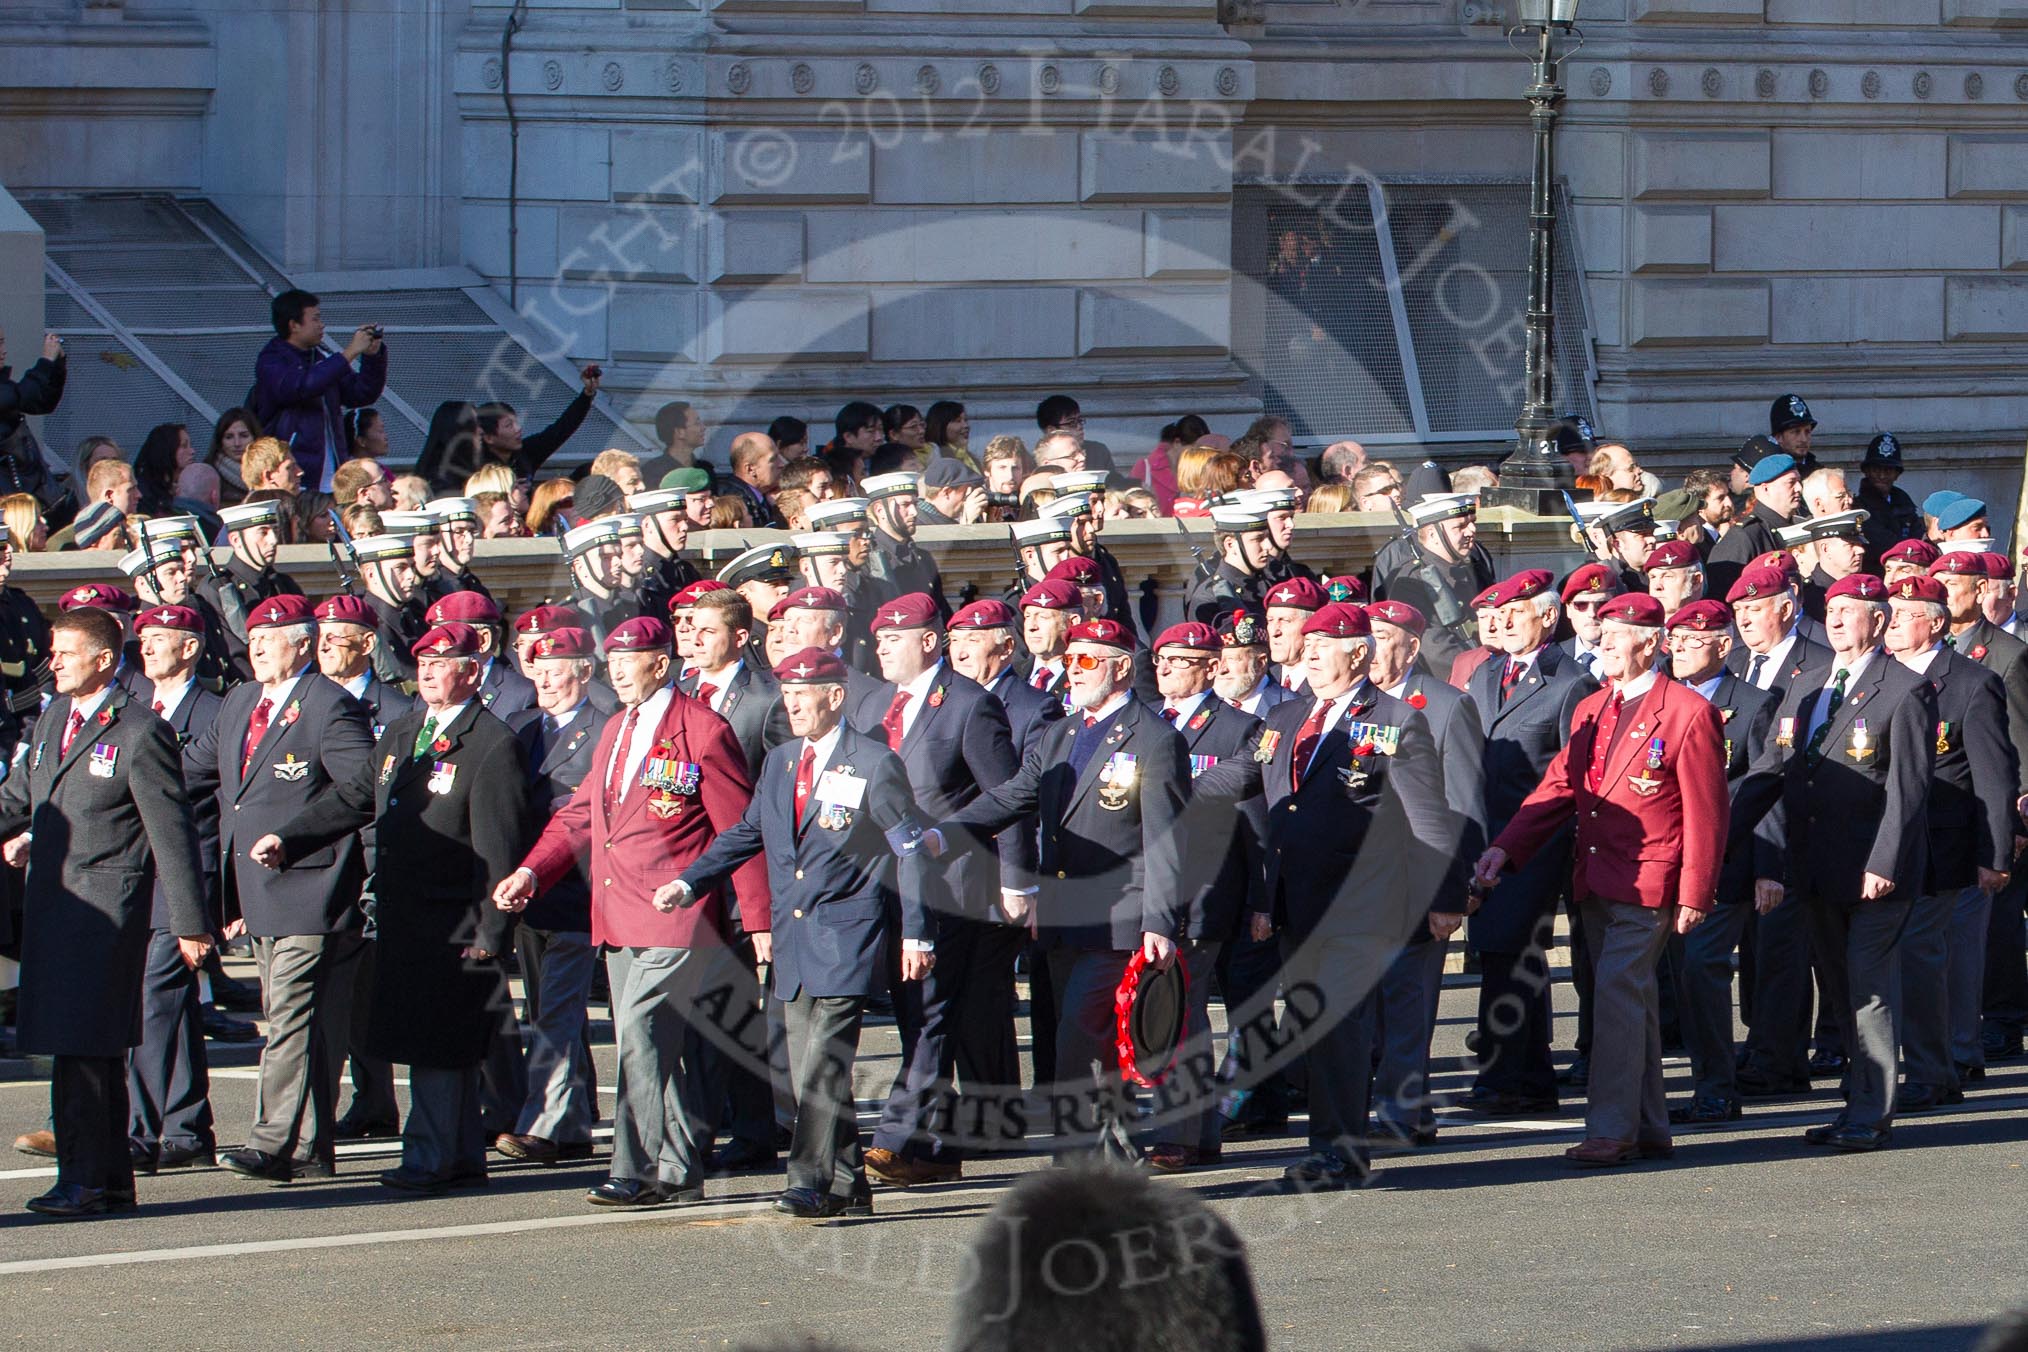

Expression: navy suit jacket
xmin=184 ymin=669 xmax=375 ymax=936
xmin=1396 ymin=671 xmax=1488 ymax=929
xmin=892 ymin=665 xmax=1027 ymax=922
xmin=986 ymin=668 xmax=1066 ymax=762
xmin=682 ymin=662 xmax=791 ymax=779
xmin=153 ymin=685 xmax=223 ymax=930
xmin=1466 ymin=643 xmax=1597 ymax=951
xmin=1917 ymin=647 xmax=2017 ymax=891
xmin=478 ymin=656 xmax=538 ymax=721
xmin=681 ymin=724 xmax=929 ymax=1000
xmin=942 ymin=696 xmax=1189 ymax=952
xmin=509 ymin=701 xmax=613 ymax=932
xmin=1166 ymin=695 xmax=1267 ymax=942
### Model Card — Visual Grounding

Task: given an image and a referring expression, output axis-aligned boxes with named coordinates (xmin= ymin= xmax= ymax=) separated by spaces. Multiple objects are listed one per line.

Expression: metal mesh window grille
xmin=1232 ymin=180 xmax=1596 ymax=448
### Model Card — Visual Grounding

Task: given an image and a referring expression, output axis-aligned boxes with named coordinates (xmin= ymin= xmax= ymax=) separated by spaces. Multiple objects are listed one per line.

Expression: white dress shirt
xmin=1805 ymin=649 xmax=1873 ymax=743
xmin=1300 ymin=681 xmax=1369 ymax=778
xmin=606 ymin=683 xmax=675 ymax=804
xmin=891 ymin=661 xmax=945 ymax=743
xmin=1163 ymin=689 xmax=1213 ymax=726
xmin=150 ymin=677 xmax=194 ymax=721
xmin=694 ymin=661 xmax=743 ymax=714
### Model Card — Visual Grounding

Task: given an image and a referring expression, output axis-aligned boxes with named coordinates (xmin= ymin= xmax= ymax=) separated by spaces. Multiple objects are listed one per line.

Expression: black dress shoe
xmin=1802 ymin=1120 xmax=1849 ymax=1146
xmin=1283 ymin=1150 xmax=1364 ymax=1192
xmin=1668 ymin=1096 xmax=1743 ymax=1125
xmin=1457 ymin=1089 xmax=1558 ymax=1117
xmin=588 ymin=1178 xmax=679 ymax=1208
xmin=220 ymin=1146 xmax=294 ymax=1181
xmin=1556 ymin=1054 xmax=1591 ymax=1088
xmin=711 ymin=1139 xmax=778 ymax=1172
xmin=842 ymin=1186 xmax=874 ymax=1218
xmin=209 ymin=973 xmax=263 ymax=1012
xmin=1982 ymin=1027 xmax=2024 ymax=1060
xmin=774 ymin=1186 xmax=851 ymax=1219
xmin=201 ymin=1009 xmax=261 ymax=1043
xmin=1807 ymin=1050 xmax=1847 ymax=1077
xmin=379 ymin=1166 xmax=449 ymax=1194
xmin=130 ymin=1143 xmax=159 ymax=1176
xmin=333 ymin=1115 xmax=400 ymax=1141
xmin=221 ymin=1147 xmax=329 ymax=1182
xmin=104 ymin=1187 xmax=136 ymax=1212
xmin=1897 ymin=1085 xmax=1963 ymax=1112
xmin=157 ymin=1143 xmax=216 ymax=1170
xmin=1828 ymin=1124 xmax=1891 ymax=1152
xmin=1956 ymin=1063 xmax=1987 ymax=1083
xmin=1735 ymin=1070 xmax=1811 ymax=1098
xmin=26 ymin=1183 xmax=107 ymax=1218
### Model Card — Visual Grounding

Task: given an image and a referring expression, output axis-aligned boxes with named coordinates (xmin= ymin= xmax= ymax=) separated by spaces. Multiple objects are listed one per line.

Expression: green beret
xmin=660 ymin=467 xmax=713 ymax=493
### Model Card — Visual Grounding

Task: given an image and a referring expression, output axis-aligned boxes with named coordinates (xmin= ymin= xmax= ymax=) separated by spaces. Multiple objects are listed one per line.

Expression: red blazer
xmin=520 ymin=689 xmax=769 ymax=948
xmin=1493 ymin=674 xmax=1728 ymax=912
xmin=1448 ymin=644 xmax=1498 ymax=692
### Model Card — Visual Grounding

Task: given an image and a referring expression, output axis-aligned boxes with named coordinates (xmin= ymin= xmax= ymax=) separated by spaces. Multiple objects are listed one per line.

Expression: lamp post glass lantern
xmin=1485 ymin=0 xmax=1584 ymax=514
xmin=1517 ymin=0 xmax=1580 ymax=27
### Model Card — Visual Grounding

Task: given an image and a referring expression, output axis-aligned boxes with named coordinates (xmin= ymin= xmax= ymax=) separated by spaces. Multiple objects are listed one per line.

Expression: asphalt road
xmin=0 ymin=973 xmax=2022 ymax=1352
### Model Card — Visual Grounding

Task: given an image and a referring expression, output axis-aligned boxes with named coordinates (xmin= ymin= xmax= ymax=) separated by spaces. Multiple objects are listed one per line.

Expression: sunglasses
xmin=1066 ymin=652 xmax=1118 ymax=672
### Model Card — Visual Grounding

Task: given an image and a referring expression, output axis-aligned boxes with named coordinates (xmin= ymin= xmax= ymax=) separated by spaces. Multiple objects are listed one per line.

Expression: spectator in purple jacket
xmin=249 ymin=289 xmax=388 ymax=491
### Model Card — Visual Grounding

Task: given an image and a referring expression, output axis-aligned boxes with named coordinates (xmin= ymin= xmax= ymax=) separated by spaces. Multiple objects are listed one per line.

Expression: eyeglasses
xmin=1154 ymin=653 xmax=1211 ymax=668
xmin=1065 ymin=652 xmax=1115 ymax=672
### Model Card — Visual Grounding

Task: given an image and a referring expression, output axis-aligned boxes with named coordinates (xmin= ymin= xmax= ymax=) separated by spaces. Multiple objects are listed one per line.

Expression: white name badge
xmin=815 ymin=769 xmax=866 ymax=809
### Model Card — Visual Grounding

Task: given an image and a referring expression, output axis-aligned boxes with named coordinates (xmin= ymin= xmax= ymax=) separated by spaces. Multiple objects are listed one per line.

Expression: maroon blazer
xmin=1494 ymin=675 xmax=1729 ymax=913
xmin=520 ymin=688 xmax=769 ymax=948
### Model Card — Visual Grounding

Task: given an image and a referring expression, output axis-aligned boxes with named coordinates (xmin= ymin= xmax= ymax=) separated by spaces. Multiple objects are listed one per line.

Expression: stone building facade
xmin=1 ymin=0 xmax=2026 ymax=513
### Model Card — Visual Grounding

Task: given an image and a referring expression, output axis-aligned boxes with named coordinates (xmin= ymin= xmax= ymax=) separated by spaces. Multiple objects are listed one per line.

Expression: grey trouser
xmin=605 ymin=944 xmax=737 ymax=1187
xmin=513 ymin=927 xmax=598 ymax=1144
xmin=249 ymin=930 xmax=367 ymax=1165
xmin=1806 ymin=893 xmax=1913 ymax=1131
xmin=1578 ymin=898 xmax=1672 ymax=1145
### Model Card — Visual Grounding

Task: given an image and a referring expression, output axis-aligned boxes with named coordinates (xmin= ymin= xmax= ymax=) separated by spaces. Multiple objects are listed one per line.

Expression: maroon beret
xmin=1643 ymin=539 xmax=1701 ymax=572
xmin=1065 ymin=618 xmax=1134 ymax=652
xmin=605 ymin=616 xmax=672 ymax=652
xmin=870 ymin=592 xmax=941 ymax=633
xmin=315 ymin=594 xmax=375 ymax=628
xmin=1019 ymin=579 xmax=1082 ymax=611
xmin=411 ymin=622 xmax=481 ymax=659
xmin=135 ymin=604 xmax=203 ymax=634
xmin=1153 ymin=621 xmax=1219 ymax=652
xmin=1324 ymin=575 xmax=1367 ymax=604
xmin=514 ymin=604 xmax=578 ymax=635
xmin=1665 ymin=599 xmax=1732 ymax=633
xmin=1045 ymin=555 xmax=1103 ymax=588
xmin=1598 ymin=593 xmax=1666 ymax=627
xmin=1929 ymin=551 xmax=1989 ymax=579
xmin=766 ymin=597 xmax=793 ymax=623
xmin=1300 ymin=602 xmax=1371 ymax=639
xmin=59 ymin=583 xmax=138 ymax=614
xmin=1263 ymin=577 xmax=1327 ymax=612
xmin=1881 ymin=538 xmax=1941 ymax=568
xmin=1725 ymin=565 xmax=1795 ymax=603
xmin=531 ymin=627 xmax=595 ymax=660
xmin=782 ymin=585 xmax=849 ymax=613
xmin=1364 ymin=600 xmax=1426 ymax=636
xmin=1560 ymin=562 xmax=1621 ymax=603
xmin=1469 ymin=582 xmax=1502 ymax=610
xmin=1889 ymin=574 xmax=1946 ymax=604
xmin=948 ymin=599 xmax=1015 ymax=631
xmin=670 ymin=579 xmax=732 ymax=610
xmin=1980 ymin=552 xmax=2014 ymax=580
xmin=1751 ymin=550 xmax=1802 ymax=580
xmin=775 ymin=647 xmax=850 ymax=684
xmin=1825 ymin=573 xmax=1888 ymax=603
xmin=1494 ymin=569 xmax=1555 ymax=605
xmin=246 ymin=594 xmax=314 ymax=630
xmin=425 ymin=590 xmax=503 ymax=627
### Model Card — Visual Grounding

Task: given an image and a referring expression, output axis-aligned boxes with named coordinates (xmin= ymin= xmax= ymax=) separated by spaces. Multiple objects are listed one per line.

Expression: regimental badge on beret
xmin=424 ymin=636 xmax=454 ymax=655
xmin=1233 ymin=614 xmax=1256 ymax=645
xmin=770 ymin=549 xmax=787 ymax=569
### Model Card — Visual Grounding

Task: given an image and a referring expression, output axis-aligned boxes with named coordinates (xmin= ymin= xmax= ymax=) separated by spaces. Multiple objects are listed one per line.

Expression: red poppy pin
xmin=1406 ymin=692 xmax=1427 ymax=710
xmin=431 ymin=736 xmax=450 ymax=755
xmin=280 ymin=699 xmax=302 ymax=728
xmin=928 ymin=685 xmax=945 ymax=709
xmin=1972 ymin=644 xmax=1989 ymax=661
xmin=1352 ymin=739 xmax=1377 ymax=757
xmin=96 ymin=709 xmax=112 ymax=727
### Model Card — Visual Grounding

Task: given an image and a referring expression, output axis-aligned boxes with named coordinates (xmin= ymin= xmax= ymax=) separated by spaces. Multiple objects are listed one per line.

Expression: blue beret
xmin=1921 ymin=489 xmax=1965 ymax=518
xmin=1747 ymin=453 xmax=1800 ymax=487
xmin=1936 ymin=497 xmax=1988 ymax=532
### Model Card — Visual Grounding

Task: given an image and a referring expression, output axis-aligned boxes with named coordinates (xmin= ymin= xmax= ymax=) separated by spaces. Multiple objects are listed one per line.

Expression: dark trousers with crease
xmin=127 ymin=928 xmax=213 ymax=1153
xmin=54 ymin=1055 xmax=133 ymax=1195
xmin=782 ymin=993 xmax=867 ymax=1198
